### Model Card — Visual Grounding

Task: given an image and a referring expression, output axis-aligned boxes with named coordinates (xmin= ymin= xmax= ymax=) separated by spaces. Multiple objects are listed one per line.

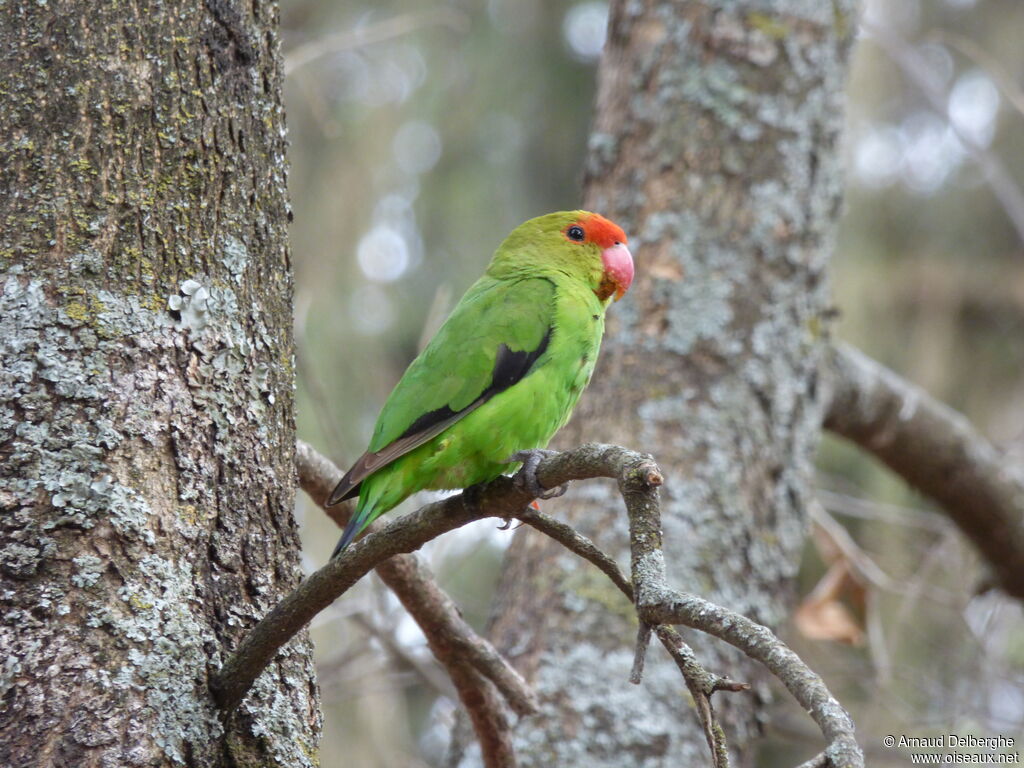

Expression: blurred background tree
xmin=284 ymin=0 xmax=1023 ymax=764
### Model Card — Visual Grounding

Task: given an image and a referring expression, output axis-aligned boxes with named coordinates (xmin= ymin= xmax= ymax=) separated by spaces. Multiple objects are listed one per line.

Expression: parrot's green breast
xmin=359 ymin=275 xmax=604 ymax=513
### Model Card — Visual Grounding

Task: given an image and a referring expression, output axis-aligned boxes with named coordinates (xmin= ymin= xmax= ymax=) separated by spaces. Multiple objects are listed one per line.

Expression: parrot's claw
xmin=505 ymin=449 xmax=567 ymax=500
xmin=496 ymin=517 xmax=524 ymax=531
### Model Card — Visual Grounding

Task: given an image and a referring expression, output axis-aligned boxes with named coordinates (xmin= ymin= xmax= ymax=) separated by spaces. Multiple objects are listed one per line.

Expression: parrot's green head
xmin=488 ymin=211 xmax=634 ymax=302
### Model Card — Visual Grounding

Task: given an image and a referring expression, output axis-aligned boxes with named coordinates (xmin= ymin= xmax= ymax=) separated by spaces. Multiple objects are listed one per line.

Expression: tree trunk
xmin=457 ymin=2 xmax=858 ymax=765
xmin=0 ymin=1 xmax=319 ymax=765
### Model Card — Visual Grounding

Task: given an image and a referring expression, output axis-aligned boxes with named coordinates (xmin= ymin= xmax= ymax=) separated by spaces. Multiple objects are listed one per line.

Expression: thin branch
xmin=635 ymin=593 xmax=862 ymax=768
xmin=863 ymin=20 xmax=1024 ymax=247
xmin=622 ymin=463 xmax=864 ymax=768
xmin=630 ymin=622 xmax=653 ymax=685
xmin=809 ymin=499 xmax=955 ymax=603
xmin=795 ymin=752 xmax=830 ymax=768
xmin=215 ymin=444 xmax=638 ymax=711
xmin=517 ymin=509 xmax=744 ymax=686
xmin=653 ymin=625 xmax=750 ymax=699
xmin=656 ymin=626 xmax=734 ymax=768
xmin=284 ymin=9 xmax=467 ymax=76
xmin=927 ymin=30 xmax=1024 ymax=120
xmin=522 ymin=467 xmax=842 ymax=767
xmin=517 ymin=509 xmax=754 ymax=768
xmin=214 ymin=444 xmax=863 ymax=768
xmin=350 ymin=613 xmax=455 ymax=700
xmin=816 ymin=487 xmax=948 ymax=532
xmin=824 ymin=342 xmax=1024 ymax=599
xmin=374 ymin=554 xmax=538 ymax=718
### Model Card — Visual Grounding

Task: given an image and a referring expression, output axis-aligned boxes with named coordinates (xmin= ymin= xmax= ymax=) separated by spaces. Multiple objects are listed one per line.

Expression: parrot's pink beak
xmin=601 ymin=243 xmax=634 ymax=301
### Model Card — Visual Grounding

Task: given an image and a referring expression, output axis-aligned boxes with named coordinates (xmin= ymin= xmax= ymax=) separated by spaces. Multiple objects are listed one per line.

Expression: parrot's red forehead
xmin=576 ymin=213 xmax=627 ymax=249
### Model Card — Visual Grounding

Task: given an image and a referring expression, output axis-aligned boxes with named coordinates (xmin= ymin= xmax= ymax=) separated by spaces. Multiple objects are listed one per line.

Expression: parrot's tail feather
xmin=332 ymin=503 xmax=375 ymax=559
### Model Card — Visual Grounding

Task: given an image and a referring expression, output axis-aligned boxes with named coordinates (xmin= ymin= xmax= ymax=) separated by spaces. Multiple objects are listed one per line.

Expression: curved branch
xmin=619 ymin=464 xmax=864 ymax=768
xmin=212 ymin=481 xmax=510 ymax=710
xmin=377 ymin=555 xmax=538 ymax=717
xmin=213 ymin=444 xmax=864 ymax=768
xmin=824 ymin=342 xmax=1024 ymax=599
xmin=293 ymin=442 xmax=533 ymax=768
xmin=212 ymin=444 xmax=639 ymax=711
xmin=295 ymin=440 xmax=538 ymax=719
xmin=518 ymin=508 xmax=746 ymax=768
xmin=516 ymin=476 xmax=851 ymax=767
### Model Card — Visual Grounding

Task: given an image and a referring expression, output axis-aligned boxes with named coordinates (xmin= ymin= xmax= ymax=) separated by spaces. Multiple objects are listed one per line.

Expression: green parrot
xmin=328 ymin=210 xmax=633 ymax=555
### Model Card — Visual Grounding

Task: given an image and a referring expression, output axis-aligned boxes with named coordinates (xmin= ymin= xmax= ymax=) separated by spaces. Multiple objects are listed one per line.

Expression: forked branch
xmin=212 ymin=444 xmax=863 ymax=768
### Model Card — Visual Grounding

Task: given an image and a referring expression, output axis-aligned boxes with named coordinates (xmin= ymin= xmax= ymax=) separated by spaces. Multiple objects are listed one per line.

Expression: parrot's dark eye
xmin=567 ymin=225 xmax=585 ymax=242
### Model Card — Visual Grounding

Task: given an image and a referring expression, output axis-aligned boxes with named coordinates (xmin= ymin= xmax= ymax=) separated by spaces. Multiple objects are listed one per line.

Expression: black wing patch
xmin=326 ymin=327 xmax=552 ymax=506
xmin=491 ymin=331 xmax=552 ymax=391
xmin=398 ymin=327 xmax=552 ymax=442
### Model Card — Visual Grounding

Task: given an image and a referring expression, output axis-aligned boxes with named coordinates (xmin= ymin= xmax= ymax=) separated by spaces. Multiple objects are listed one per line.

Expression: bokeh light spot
xmin=901 ymin=112 xmax=964 ymax=195
xmin=562 ymin=2 xmax=608 ymax=63
xmin=393 ymin=120 xmax=443 ymax=175
xmin=357 ymin=224 xmax=410 ymax=283
xmin=853 ymin=124 xmax=903 ymax=188
xmin=948 ymin=70 xmax=1000 ymax=147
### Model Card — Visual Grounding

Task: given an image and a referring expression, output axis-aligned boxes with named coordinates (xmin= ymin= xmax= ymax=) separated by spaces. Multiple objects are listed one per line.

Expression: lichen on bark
xmin=0 ymin=0 xmax=319 ymax=764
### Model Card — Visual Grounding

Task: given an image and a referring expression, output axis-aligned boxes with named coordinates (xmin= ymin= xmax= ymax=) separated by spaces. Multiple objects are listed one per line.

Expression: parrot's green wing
xmin=327 ymin=276 xmax=555 ymax=506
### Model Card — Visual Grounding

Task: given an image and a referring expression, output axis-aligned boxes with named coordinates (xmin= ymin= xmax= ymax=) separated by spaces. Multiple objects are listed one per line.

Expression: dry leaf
xmin=795 ymin=560 xmax=866 ymax=645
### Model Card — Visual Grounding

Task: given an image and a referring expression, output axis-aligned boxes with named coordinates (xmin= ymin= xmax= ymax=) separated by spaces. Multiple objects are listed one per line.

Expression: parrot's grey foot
xmin=505 ymin=449 xmax=567 ymax=500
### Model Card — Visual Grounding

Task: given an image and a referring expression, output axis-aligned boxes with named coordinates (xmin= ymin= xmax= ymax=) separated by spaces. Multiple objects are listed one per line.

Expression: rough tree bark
xmin=0 ymin=0 xmax=319 ymax=765
xmin=451 ymin=2 xmax=858 ymax=766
